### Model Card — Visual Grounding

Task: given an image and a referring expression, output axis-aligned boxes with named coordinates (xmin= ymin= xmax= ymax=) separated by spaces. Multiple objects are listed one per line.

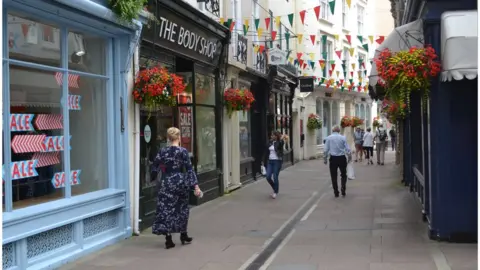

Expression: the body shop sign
xmin=143 ymin=4 xmax=223 ymax=66
xmin=299 ymin=77 xmax=315 ymax=93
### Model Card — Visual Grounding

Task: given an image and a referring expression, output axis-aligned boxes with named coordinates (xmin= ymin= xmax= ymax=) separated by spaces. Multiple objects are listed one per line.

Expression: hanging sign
xmin=299 ymin=77 xmax=315 ymax=93
xmin=267 ymin=48 xmax=287 ymax=65
xmin=10 ymin=114 xmax=35 ymax=132
xmin=3 ymin=160 xmax=39 ymax=180
xmin=68 ymin=95 xmax=82 ymax=110
xmin=51 ymin=170 xmax=81 ymax=189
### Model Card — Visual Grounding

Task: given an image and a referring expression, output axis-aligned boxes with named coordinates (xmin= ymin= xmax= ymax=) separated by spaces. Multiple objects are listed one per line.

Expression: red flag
xmin=345 ymin=35 xmax=351 ymax=44
xmin=299 ymin=10 xmax=306 ymax=25
xmin=230 ymin=21 xmax=236 ymax=32
xmin=350 ymin=71 xmax=353 ymax=77
xmin=265 ymin=18 xmax=271 ymax=30
xmin=329 ymin=70 xmax=333 ymax=77
xmin=319 ymin=60 xmax=325 ymax=68
xmin=376 ymin=36 xmax=385 ymax=44
xmin=326 ymin=83 xmax=330 ymax=88
xmin=297 ymin=52 xmax=303 ymax=59
xmin=331 ymin=63 xmax=336 ymax=70
xmin=302 ymin=62 xmax=307 ymax=69
xmin=314 ymin=6 xmax=321 ymax=20
xmin=340 ymin=79 xmax=344 ymax=85
xmin=310 ymin=35 xmax=316 ymax=45
xmin=335 ymin=50 xmax=342 ymax=59
xmin=299 ymin=59 xmax=304 ymax=66
xmin=259 ymin=45 xmax=265 ymax=53
xmin=271 ymin=31 xmax=277 ymax=41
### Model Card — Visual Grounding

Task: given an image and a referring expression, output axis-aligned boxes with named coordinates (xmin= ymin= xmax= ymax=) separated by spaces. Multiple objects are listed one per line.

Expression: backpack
xmin=378 ymin=130 xmax=388 ymax=141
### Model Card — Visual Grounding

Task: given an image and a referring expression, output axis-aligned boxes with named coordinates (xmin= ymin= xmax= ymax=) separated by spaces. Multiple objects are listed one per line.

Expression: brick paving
xmin=60 ymin=152 xmax=477 ymax=270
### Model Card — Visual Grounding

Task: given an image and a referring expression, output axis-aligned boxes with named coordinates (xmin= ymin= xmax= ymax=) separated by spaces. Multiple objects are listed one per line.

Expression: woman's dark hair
xmin=272 ymin=131 xmax=282 ymax=141
xmin=367 ymin=127 xmax=371 ymax=132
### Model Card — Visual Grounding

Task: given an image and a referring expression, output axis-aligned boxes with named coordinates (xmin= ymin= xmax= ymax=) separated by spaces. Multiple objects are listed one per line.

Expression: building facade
xmin=2 ymin=0 xmax=145 ymax=269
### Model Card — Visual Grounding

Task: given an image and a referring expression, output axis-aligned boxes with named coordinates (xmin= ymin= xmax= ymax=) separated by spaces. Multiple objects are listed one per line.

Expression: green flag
xmin=357 ymin=35 xmax=363 ymax=43
xmin=225 ymin=18 xmax=232 ymax=28
xmin=254 ymin=18 xmax=260 ymax=30
xmin=358 ymin=58 xmax=363 ymax=65
xmin=243 ymin=24 xmax=249 ymax=36
xmin=329 ymin=60 xmax=335 ymax=65
xmin=364 ymin=70 xmax=367 ymax=76
xmin=343 ymin=71 xmax=347 ymax=77
xmin=321 ymin=35 xmax=327 ymax=44
xmin=310 ymin=61 xmax=315 ymax=70
xmin=322 ymin=52 xmax=327 ymax=59
xmin=349 ymin=79 xmax=353 ymax=84
xmin=288 ymin=13 xmax=294 ymax=27
xmin=341 ymin=86 xmax=345 ymax=92
xmin=328 ymin=0 xmax=336 ymax=15
xmin=320 ymin=78 xmax=325 ymax=84
xmin=285 ymin=32 xmax=291 ymax=47
xmin=362 ymin=43 xmax=369 ymax=51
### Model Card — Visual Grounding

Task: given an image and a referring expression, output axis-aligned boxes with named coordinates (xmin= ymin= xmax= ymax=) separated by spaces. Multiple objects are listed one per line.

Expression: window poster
xmin=179 ymin=102 xmax=193 ymax=153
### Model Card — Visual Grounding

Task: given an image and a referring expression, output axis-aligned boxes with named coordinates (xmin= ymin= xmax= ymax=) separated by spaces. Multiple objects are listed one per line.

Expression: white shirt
xmin=268 ymin=144 xmax=279 ymax=160
xmin=362 ymin=132 xmax=374 ymax=147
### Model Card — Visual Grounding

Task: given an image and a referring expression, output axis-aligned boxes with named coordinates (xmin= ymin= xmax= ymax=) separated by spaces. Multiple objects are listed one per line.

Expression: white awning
xmin=441 ymin=10 xmax=478 ymax=82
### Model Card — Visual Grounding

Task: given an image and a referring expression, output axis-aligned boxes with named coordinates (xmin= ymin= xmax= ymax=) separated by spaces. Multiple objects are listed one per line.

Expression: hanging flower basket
xmin=373 ymin=117 xmax=380 ymax=128
xmin=351 ymin=116 xmax=364 ymax=128
xmin=374 ymin=46 xmax=441 ymax=110
xmin=307 ymin=113 xmax=322 ymax=130
xmin=132 ymin=67 xmax=186 ymax=111
xmin=381 ymin=98 xmax=407 ymax=123
xmin=340 ymin=116 xmax=353 ymax=128
xmin=224 ymin=88 xmax=255 ymax=117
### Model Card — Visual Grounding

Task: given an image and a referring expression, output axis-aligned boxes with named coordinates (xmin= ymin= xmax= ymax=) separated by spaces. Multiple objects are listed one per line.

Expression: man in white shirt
xmin=324 ymin=125 xmax=351 ymax=197
xmin=374 ymin=124 xmax=387 ymax=165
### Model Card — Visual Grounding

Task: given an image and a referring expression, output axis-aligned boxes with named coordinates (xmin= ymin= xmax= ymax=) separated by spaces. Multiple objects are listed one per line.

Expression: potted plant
xmin=224 ymin=88 xmax=255 ymax=117
xmin=340 ymin=116 xmax=353 ymax=128
xmin=351 ymin=116 xmax=364 ymax=128
xmin=306 ymin=113 xmax=322 ymax=130
xmin=132 ymin=66 xmax=186 ymax=113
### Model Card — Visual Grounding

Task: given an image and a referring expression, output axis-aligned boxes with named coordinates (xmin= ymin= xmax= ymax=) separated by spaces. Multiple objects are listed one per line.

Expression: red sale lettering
xmin=27 ymin=160 xmax=34 ymax=176
xmin=71 ymin=170 xmax=78 ymax=184
xmin=12 ymin=163 xmax=20 ymax=179
xmin=47 ymin=137 xmax=55 ymax=152
xmin=18 ymin=115 xmax=25 ymax=130
xmin=24 ymin=114 xmax=31 ymax=130
xmin=10 ymin=115 xmax=17 ymax=131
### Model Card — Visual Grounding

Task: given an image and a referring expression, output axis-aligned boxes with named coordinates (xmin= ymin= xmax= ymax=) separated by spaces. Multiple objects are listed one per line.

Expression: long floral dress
xmin=152 ymin=146 xmax=198 ymax=235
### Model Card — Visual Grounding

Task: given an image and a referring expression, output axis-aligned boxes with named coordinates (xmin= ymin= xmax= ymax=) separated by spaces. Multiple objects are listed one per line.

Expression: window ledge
xmin=319 ymin=18 xmax=334 ymax=26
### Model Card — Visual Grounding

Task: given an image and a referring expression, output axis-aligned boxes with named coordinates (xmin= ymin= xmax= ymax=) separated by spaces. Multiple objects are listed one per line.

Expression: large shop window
xmin=3 ymin=12 xmax=111 ymax=211
xmin=239 ymin=112 xmax=251 ymax=159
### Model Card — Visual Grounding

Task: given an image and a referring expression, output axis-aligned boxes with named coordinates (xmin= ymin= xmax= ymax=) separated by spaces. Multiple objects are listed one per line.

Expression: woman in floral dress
xmin=152 ymin=127 xmax=203 ymax=249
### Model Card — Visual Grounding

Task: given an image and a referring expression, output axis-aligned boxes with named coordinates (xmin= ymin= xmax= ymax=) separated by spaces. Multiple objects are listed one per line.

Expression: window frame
xmin=2 ymin=7 xmax=118 ymax=213
xmin=342 ymin=0 xmax=348 ymax=28
xmin=319 ymin=0 xmax=330 ymax=21
xmin=357 ymin=5 xmax=365 ymax=35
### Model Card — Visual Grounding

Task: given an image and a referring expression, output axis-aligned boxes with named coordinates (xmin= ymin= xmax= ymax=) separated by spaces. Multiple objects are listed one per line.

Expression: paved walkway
xmin=60 ymin=152 xmax=477 ymax=270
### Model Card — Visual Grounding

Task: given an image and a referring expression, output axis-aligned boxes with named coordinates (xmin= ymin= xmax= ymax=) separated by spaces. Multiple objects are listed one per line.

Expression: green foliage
xmin=109 ymin=0 xmax=148 ymax=23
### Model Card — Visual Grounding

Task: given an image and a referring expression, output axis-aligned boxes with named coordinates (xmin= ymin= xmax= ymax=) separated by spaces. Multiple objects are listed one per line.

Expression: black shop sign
xmin=142 ymin=4 xmax=223 ymax=66
xmin=299 ymin=77 xmax=314 ymax=93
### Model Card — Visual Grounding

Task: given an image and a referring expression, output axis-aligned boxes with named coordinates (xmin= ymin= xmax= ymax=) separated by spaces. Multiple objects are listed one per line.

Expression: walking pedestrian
xmin=374 ymin=124 xmax=388 ymax=165
xmin=152 ymin=127 xmax=203 ymax=249
xmin=263 ymin=131 xmax=284 ymax=199
xmin=362 ymin=127 xmax=374 ymax=165
xmin=353 ymin=127 xmax=364 ymax=162
xmin=389 ymin=127 xmax=396 ymax=151
xmin=324 ymin=125 xmax=351 ymax=197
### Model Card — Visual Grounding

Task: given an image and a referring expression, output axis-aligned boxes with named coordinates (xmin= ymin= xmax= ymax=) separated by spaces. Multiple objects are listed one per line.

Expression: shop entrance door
xmin=138 ymin=106 xmax=175 ymax=231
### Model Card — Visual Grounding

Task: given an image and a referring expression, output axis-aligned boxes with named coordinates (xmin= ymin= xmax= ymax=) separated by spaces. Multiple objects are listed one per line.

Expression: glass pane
xmin=195 ymin=73 xmax=215 ymax=105
xmin=70 ymin=76 xmax=108 ymax=196
xmin=239 ymin=112 xmax=250 ymax=159
xmin=8 ymin=13 xmax=61 ymax=67
xmin=9 ymin=65 xmax=64 ymax=209
xmin=68 ymin=29 xmax=106 ymax=75
xmin=178 ymin=106 xmax=193 ymax=154
xmin=196 ymin=107 xmax=216 ymax=173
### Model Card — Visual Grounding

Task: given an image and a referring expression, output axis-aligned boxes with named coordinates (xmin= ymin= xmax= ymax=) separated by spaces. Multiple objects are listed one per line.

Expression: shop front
xmin=135 ymin=0 xmax=229 ymax=231
xmin=2 ymin=1 xmax=144 ymax=269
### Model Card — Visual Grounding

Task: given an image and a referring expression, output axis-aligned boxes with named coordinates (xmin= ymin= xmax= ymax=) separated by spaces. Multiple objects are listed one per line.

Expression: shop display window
xmin=3 ymin=12 xmax=111 ymax=211
xmin=239 ymin=111 xmax=251 ymax=159
xmin=195 ymin=106 xmax=216 ymax=173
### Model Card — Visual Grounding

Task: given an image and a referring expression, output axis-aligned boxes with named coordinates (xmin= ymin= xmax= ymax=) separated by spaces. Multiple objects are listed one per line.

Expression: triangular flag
xmin=343 ymin=71 xmax=347 ymax=77
xmin=288 ymin=13 xmax=294 ymax=27
xmin=319 ymin=60 xmax=326 ymax=69
xmin=253 ymin=45 xmax=259 ymax=53
xmin=310 ymin=61 xmax=315 ymax=70
xmin=225 ymin=18 xmax=232 ymax=28
xmin=358 ymin=71 xmax=362 ymax=77
xmin=376 ymin=36 xmax=385 ymax=44
xmin=294 ymin=59 xmax=298 ymax=66
xmin=265 ymin=18 xmax=271 ymax=30
xmin=329 ymin=60 xmax=335 ymax=65
xmin=364 ymin=70 xmax=367 ymax=76
xmin=302 ymin=62 xmax=307 ymax=70
xmin=288 ymin=57 xmax=293 ymax=63
xmin=314 ymin=6 xmax=321 ymax=20
xmin=321 ymin=35 xmax=327 ymax=44
xmin=271 ymin=31 xmax=277 ymax=41
xmin=345 ymin=35 xmax=351 ymax=44
xmin=362 ymin=43 xmax=369 ymax=51
xmin=320 ymin=78 xmax=325 ymax=84
xmin=349 ymin=78 xmax=353 ymax=84
xmin=322 ymin=52 xmax=327 ymax=59
xmin=349 ymin=48 xmax=355 ymax=57
xmin=297 ymin=34 xmax=303 ymax=44
xmin=220 ymin=18 xmax=225 ymax=25
xmin=346 ymin=0 xmax=351 ymax=8
xmin=309 ymin=53 xmax=315 ymax=60
xmin=257 ymin=28 xmax=264 ymax=39
xmin=340 ymin=79 xmax=344 ymax=85
xmin=229 ymin=21 xmax=236 ymax=32
xmin=285 ymin=32 xmax=291 ymax=45
xmin=244 ymin=19 xmax=249 ymax=28
xmin=275 ymin=16 xmax=281 ymax=29
xmin=368 ymin=35 xmax=374 ymax=43
xmin=359 ymin=77 xmax=363 ymax=83
xmin=310 ymin=35 xmax=316 ymax=45
xmin=297 ymin=53 xmax=303 ymax=59
xmin=357 ymin=35 xmax=363 ymax=43
xmin=335 ymin=50 xmax=342 ymax=59
xmin=329 ymin=70 xmax=333 ymax=77
xmin=351 ymin=63 xmax=356 ymax=70
xmin=350 ymin=72 xmax=354 ymax=77
xmin=299 ymin=59 xmax=304 ymax=66
xmin=254 ymin=18 xmax=260 ymax=30
xmin=328 ymin=0 xmax=336 ymax=15
xmin=259 ymin=45 xmax=265 ymax=53
xmin=243 ymin=24 xmax=249 ymax=36
xmin=336 ymin=70 xmax=340 ymax=77
xmin=299 ymin=10 xmax=307 ymax=25
xmin=331 ymin=63 xmax=336 ymax=70
xmin=333 ymin=34 xmax=339 ymax=40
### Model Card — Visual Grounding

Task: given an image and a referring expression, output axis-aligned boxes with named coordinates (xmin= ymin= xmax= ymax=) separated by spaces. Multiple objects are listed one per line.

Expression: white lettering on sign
xmin=158 ymin=17 xmax=217 ymax=60
xmin=51 ymin=170 xmax=81 ymax=189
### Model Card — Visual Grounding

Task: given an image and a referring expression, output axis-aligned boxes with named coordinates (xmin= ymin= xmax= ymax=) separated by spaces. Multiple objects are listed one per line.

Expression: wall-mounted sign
xmin=268 ymin=48 xmax=287 ymax=65
xmin=299 ymin=77 xmax=314 ymax=93
xmin=142 ymin=3 xmax=224 ymax=66
xmin=144 ymin=125 xmax=152 ymax=143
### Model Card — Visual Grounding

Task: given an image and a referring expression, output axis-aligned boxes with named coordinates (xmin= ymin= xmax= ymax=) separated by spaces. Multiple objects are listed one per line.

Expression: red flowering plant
xmin=374 ymin=46 xmax=441 ymax=110
xmin=340 ymin=116 xmax=353 ymax=128
xmin=381 ymin=98 xmax=407 ymax=123
xmin=224 ymin=88 xmax=255 ymax=117
xmin=307 ymin=113 xmax=322 ymax=130
xmin=132 ymin=67 xmax=186 ymax=112
xmin=351 ymin=116 xmax=364 ymax=128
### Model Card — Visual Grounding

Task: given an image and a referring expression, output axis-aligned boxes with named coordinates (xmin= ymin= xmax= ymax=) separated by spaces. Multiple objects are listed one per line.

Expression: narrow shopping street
xmin=60 ymin=152 xmax=476 ymax=270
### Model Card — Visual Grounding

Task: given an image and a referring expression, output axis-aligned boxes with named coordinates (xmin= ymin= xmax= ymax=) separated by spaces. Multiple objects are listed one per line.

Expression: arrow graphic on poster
xmin=3 ymin=160 xmax=39 ymax=180
xmin=10 ymin=114 xmax=35 ymax=132
xmin=54 ymin=72 xmax=79 ymax=88
xmin=42 ymin=135 xmax=71 ymax=152
xmin=11 ymin=135 xmax=46 ymax=153
xmin=34 ymin=114 xmax=63 ymax=130
xmin=51 ymin=170 xmax=81 ymax=189
xmin=32 ymin=152 xmax=61 ymax=167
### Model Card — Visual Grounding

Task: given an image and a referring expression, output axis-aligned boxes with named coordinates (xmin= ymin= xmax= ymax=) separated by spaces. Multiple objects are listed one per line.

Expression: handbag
xmin=261 ymin=164 xmax=267 ymax=176
xmin=347 ymin=162 xmax=355 ymax=180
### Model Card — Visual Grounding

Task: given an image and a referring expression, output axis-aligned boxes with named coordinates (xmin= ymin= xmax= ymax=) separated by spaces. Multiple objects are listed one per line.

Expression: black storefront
xmin=138 ymin=0 xmax=230 ymax=231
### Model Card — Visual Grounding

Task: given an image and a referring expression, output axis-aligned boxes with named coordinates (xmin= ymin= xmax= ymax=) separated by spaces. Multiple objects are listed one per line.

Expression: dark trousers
xmin=329 ymin=156 xmax=347 ymax=195
xmin=391 ymin=138 xmax=396 ymax=151
xmin=266 ymin=159 xmax=282 ymax=194
xmin=364 ymin=147 xmax=374 ymax=159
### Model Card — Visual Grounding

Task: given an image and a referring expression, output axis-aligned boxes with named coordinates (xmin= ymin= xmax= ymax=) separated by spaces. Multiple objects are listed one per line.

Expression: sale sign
xmin=51 ymin=170 xmax=81 ymax=189
xmin=68 ymin=95 xmax=82 ymax=111
xmin=2 ymin=160 xmax=39 ymax=180
xmin=34 ymin=114 xmax=63 ymax=130
xmin=179 ymin=106 xmax=192 ymax=153
xmin=43 ymin=135 xmax=71 ymax=152
xmin=10 ymin=114 xmax=35 ymax=132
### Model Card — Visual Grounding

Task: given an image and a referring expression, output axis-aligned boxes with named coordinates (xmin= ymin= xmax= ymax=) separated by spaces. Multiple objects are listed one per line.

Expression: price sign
xmin=3 ymin=160 xmax=39 ymax=180
xmin=51 ymin=170 xmax=81 ymax=189
xmin=10 ymin=114 xmax=35 ymax=132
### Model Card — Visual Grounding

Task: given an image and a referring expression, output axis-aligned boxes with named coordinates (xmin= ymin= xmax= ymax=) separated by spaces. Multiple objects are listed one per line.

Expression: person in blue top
xmin=324 ymin=125 xmax=352 ymax=197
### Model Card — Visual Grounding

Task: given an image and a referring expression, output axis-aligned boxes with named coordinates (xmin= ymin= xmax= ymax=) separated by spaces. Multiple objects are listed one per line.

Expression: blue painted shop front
xmin=2 ymin=1 xmax=144 ymax=269
xmin=401 ymin=0 xmax=477 ymax=242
